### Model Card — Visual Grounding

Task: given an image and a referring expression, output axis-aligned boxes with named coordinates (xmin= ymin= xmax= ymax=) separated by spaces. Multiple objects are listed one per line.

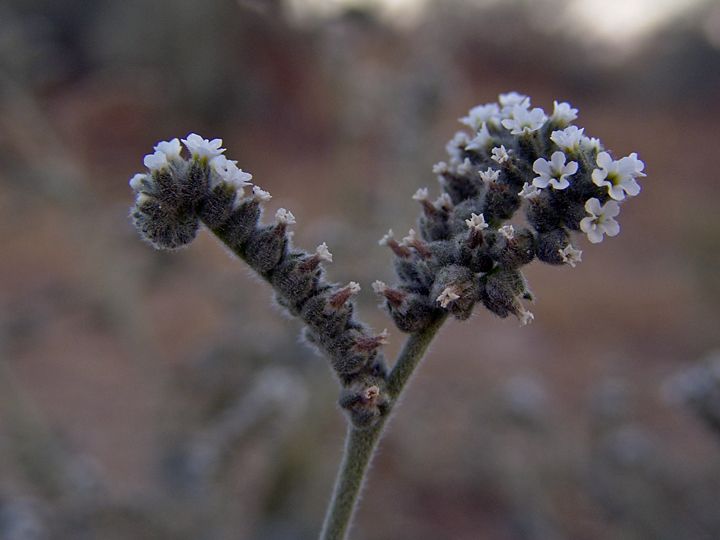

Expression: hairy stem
xmin=319 ymin=313 xmax=448 ymax=540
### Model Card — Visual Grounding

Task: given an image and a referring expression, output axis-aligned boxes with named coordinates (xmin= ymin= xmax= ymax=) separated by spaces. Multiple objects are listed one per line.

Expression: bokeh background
xmin=2 ymin=0 xmax=720 ymax=538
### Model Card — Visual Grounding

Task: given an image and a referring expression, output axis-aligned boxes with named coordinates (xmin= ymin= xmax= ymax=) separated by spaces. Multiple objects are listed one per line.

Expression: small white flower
xmin=459 ymin=103 xmax=501 ymax=130
xmin=379 ymin=230 xmax=395 ymax=246
xmin=434 ymin=193 xmax=453 ymax=211
xmin=465 ymin=213 xmax=489 ymax=232
xmin=437 ymin=287 xmax=461 ymax=309
xmin=212 ymin=155 xmax=253 ymax=192
xmin=433 ymin=161 xmax=449 ymax=175
xmin=559 ymin=245 xmax=582 ymax=267
xmin=252 ymin=185 xmax=272 ymax=201
xmin=347 ymin=281 xmax=361 ymax=295
xmin=181 ymin=133 xmax=226 ymax=160
xmin=501 ymin=106 xmax=547 ymax=135
xmin=580 ymin=136 xmax=602 ymax=152
xmin=401 ymin=229 xmax=421 ymax=246
xmin=532 ymin=152 xmax=578 ymax=190
xmin=275 ymin=208 xmax=296 ymax=225
xmin=412 ymin=188 xmax=429 ymax=201
xmin=445 ymin=131 xmax=470 ymax=163
xmin=499 ymin=92 xmax=531 ymax=113
xmin=457 ymin=157 xmax=474 ymax=176
xmin=143 ymin=150 xmax=169 ymax=171
xmin=372 ymin=280 xmax=388 ymax=294
xmin=465 ymin=123 xmax=495 ymax=152
xmin=129 ymin=173 xmax=148 ymax=191
xmin=499 ymin=225 xmax=515 ymax=240
xmin=592 ymin=151 xmax=643 ymax=201
xmin=550 ymin=126 xmax=585 ymax=152
xmin=479 ymin=168 xmax=500 ymax=183
xmin=580 ymin=198 xmax=620 ymax=243
xmin=517 ymin=308 xmax=535 ymax=326
xmin=550 ymin=101 xmax=578 ymax=125
xmin=153 ymin=138 xmax=182 ymax=159
xmin=316 ymin=242 xmax=333 ymax=262
xmin=491 ymin=145 xmax=510 ymax=163
xmin=518 ymin=182 xmax=541 ymax=198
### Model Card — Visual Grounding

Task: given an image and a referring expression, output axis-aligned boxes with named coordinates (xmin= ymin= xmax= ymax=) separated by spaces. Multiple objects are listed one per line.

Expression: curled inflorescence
xmin=130 ymin=135 xmax=389 ymax=428
xmin=129 ymin=94 xmax=646 ymax=428
xmin=373 ymin=92 xmax=645 ymax=329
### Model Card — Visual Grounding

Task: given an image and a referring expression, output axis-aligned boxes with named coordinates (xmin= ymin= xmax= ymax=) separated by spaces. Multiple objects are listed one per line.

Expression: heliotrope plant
xmin=129 ymin=92 xmax=645 ymax=540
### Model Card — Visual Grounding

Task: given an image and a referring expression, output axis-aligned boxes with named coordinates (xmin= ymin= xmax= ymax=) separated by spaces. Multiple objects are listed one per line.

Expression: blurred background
xmin=1 ymin=0 xmax=720 ymax=538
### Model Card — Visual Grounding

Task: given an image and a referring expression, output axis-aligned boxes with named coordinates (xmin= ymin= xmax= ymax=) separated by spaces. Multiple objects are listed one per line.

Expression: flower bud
xmin=525 ymin=195 xmax=562 ymax=232
xmin=536 ymin=228 xmax=571 ymax=265
xmin=131 ymin=196 xmax=200 ymax=250
xmin=198 ymin=184 xmax=237 ymax=229
xmin=479 ymin=269 xmax=530 ymax=320
xmin=488 ymin=227 xmax=536 ymax=270
xmin=482 ymin=181 xmax=521 ymax=223
xmin=338 ymin=378 xmax=390 ymax=429
xmin=439 ymin=171 xmax=482 ymax=206
xmin=387 ymin=293 xmax=443 ymax=333
xmin=244 ymin=224 xmax=288 ymax=276
xmin=430 ymin=265 xmax=478 ymax=320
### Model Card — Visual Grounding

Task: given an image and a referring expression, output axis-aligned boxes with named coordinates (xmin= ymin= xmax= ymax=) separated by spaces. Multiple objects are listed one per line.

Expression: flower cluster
xmin=375 ymin=93 xmax=645 ymax=327
xmin=130 ymin=135 xmax=390 ymax=429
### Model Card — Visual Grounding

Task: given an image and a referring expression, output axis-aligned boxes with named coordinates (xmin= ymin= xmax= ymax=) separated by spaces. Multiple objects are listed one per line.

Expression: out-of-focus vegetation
xmin=1 ymin=0 xmax=720 ymax=538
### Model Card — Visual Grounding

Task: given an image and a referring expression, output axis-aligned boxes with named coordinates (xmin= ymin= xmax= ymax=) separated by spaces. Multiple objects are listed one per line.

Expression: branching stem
xmin=319 ymin=313 xmax=449 ymax=540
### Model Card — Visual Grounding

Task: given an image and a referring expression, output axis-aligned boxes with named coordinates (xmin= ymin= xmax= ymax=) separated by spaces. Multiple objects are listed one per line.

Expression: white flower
xmin=550 ymin=126 xmax=585 ymax=152
xmin=479 ymin=168 xmax=500 ymax=183
xmin=347 ymin=281 xmax=361 ymax=295
xmin=580 ymin=136 xmax=602 ymax=152
xmin=253 ymin=186 xmax=272 ymax=201
xmin=501 ymin=106 xmax=547 ymax=135
xmin=437 ymin=287 xmax=461 ymax=309
xmin=412 ymin=188 xmax=429 ymax=201
xmin=379 ymin=229 xmax=396 ymax=246
xmin=457 ymin=157 xmax=474 ymax=176
xmin=129 ymin=173 xmax=148 ymax=191
xmin=559 ymin=245 xmax=582 ymax=267
xmin=445 ymin=131 xmax=470 ymax=163
xmin=465 ymin=213 xmax=489 ymax=232
xmin=499 ymin=225 xmax=515 ymax=239
xmin=372 ymin=280 xmax=388 ymax=294
xmin=580 ymin=198 xmax=620 ymax=243
xmin=499 ymin=92 xmax=531 ymax=114
xmin=433 ymin=161 xmax=449 ymax=175
xmin=459 ymin=103 xmax=501 ymax=130
xmin=491 ymin=145 xmax=510 ymax=163
xmin=212 ymin=155 xmax=253 ymax=192
xmin=401 ymin=229 xmax=421 ymax=246
xmin=465 ymin=123 xmax=495 ymax=152
xmin=517 ymin=308 xmax=535 ymax=326
xmin=275 ymin=208 xmax=296 ymax=225
xmin=143 ymin=150 xmax=169 ymax=171
xmin=592 ymin=151 xmax=643 ymax=201
xmin=316 ymin=242 xmax=333 ymax=262
xmin=181 ymin=133 xmax=226 ymax=160
xmin=532 ymin=152 xmax=578 ymax=190
xmin=434 ymin=193 xmax=453 ymax=211
xmin=153 ymin=138 xmax=182 ymax=159
xmin=518 ymin=182 xmax=541 ymax=198
xmin=550 ymin=101 xmax=578 ymax=125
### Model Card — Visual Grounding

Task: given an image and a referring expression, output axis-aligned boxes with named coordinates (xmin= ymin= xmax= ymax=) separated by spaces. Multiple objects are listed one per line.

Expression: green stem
xmin=319 ymin=313 xmax=448 ymax=540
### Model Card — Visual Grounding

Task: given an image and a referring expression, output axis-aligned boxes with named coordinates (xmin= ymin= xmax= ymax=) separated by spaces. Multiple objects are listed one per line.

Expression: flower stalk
xmin=320 ymin=312 xmax=448 ymax=540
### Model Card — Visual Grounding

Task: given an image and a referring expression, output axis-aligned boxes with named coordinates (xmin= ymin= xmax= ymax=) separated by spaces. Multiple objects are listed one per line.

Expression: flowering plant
xmin=129 ymin=92 xmax=645 ymax=540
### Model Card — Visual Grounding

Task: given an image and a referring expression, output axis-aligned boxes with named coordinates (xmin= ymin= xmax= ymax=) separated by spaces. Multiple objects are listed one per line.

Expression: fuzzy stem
xmin=319 ymin=313 xmax=448 ymax=540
